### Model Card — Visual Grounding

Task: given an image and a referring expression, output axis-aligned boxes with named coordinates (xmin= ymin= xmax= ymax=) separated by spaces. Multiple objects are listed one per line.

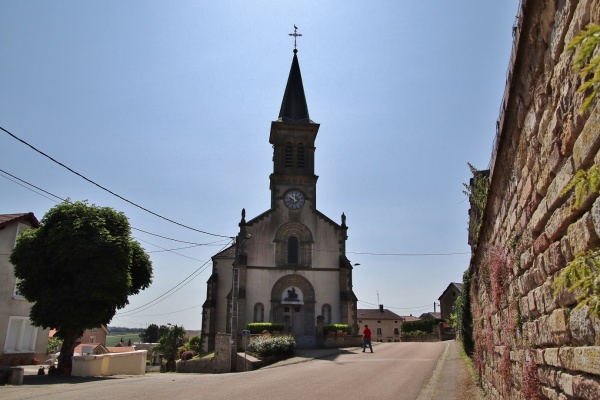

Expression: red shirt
xmin=363 ymin=327 xmax=371 ymax=339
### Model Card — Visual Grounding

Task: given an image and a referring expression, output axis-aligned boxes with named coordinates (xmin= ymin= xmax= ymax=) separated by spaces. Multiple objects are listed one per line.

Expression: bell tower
xmin=269 ymin=45 xmax=320 ymax=210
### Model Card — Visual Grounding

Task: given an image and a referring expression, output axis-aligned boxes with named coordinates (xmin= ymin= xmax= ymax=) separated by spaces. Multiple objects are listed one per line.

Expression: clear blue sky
xmin=1 ymin=1 xmax=519 ymax=329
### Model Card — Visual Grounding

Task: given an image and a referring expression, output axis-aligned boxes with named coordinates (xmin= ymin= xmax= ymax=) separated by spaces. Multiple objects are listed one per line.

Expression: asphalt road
xmin=2 ymin=342 xmax=448 ymax=400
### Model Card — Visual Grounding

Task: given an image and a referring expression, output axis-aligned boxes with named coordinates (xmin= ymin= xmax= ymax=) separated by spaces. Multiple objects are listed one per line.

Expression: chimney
xmin=379 ymin=304 xmax=384 ymax=312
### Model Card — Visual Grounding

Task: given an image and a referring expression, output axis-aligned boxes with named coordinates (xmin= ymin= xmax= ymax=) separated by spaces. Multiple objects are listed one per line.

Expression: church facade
xmin=201 ymin=46 xmax=357 ymax=351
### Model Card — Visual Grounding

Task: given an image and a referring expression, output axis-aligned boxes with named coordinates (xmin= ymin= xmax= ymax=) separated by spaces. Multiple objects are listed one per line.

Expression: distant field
xmin=106 ymin=333 xmax=142 ymax=347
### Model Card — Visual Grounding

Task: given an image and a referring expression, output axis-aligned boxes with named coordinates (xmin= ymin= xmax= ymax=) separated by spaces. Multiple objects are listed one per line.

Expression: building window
xmin=4 ymin=316 xmax=37 ymax=353
xmin=394 ymin=328 xmax=400 ymax=335
xmin=296 ymin=143 xmax=305 ymax=168
xmin=376 ymin=328 xmax=382 ymax=336
xmin=274 ymin=222 xmax=313 ymax=268
xmin=284 ymin=142 xmax=294 ymax=167
xmin=90 ymin=336 xmax=96 ymax=343
xmin=288 ymin=236 xmax=299 ymax=264
xmin=322 ymin=304 xmax=332 ymax=324
xmin=254 ymin=303 xmax=265 ymax=322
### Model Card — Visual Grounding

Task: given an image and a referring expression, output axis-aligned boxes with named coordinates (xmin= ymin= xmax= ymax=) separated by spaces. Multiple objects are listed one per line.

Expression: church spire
xmin=278 ymin=26 xmax=310 ymax=123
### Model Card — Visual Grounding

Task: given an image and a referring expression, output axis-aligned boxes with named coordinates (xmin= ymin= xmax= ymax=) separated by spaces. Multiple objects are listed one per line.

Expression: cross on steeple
xmin=288 ymin=25 xmax=302 ymax=52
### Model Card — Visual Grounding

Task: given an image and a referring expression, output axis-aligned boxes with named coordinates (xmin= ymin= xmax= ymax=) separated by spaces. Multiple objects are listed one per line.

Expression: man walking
xmin=362 ymin=324 xmax=373 ymax=353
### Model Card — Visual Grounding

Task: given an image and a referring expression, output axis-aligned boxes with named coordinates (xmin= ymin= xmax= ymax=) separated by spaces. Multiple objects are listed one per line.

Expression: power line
xmin=117 ymin=239 xmax=234 ymax=316
xmin=119 ymin=304 xmax=203 ymax=318
xmin=1 ymin=167 xmax=228 ymax=250
xmin=348 ymin=251 xmax=469 ymax=256
xmin=146 ymin=244 xmax=219 ymax=253
xmin=1 ymin=126 xmax=230 ymax=238
xmin=136 ymin=238 xmax=207 ymax=262
xmin=358 ymin=299 xmax=433 ymax=311
xmin=0 ymin=168 xmax=65 ymax=202
xmin=132 ymin=227 xmax=212 ymax=245
xmin=2 ymin=166 xmax=456 ymax=317
xmin=3 ymin=167 xmax=470 ymax=259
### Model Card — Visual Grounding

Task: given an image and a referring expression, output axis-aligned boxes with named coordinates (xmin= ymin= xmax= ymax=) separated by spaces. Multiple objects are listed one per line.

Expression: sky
xmin=1 ymin=1 xmax=520 ymax=330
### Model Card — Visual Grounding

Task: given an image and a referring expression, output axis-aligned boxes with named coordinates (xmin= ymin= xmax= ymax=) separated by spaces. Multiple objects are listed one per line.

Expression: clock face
xmin=284 ymin=189 xmax=305 ymax=210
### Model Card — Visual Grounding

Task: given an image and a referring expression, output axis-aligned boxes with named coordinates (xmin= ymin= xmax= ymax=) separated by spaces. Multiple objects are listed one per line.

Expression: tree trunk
xmin=57 ymin=332 xmax=78 ymax=373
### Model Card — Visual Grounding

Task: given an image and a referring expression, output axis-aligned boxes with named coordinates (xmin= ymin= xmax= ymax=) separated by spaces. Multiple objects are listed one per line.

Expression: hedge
xmin=323 ymin=324 xmax=352 ymax=335
xmin=245 ymin=322 xmax=284 ymax=334
xmin=401 ymin=319 xmax=443 ymax=334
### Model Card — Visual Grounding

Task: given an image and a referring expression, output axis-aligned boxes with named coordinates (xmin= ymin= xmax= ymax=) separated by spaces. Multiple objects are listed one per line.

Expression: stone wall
xmin=214 ymin=333 xmax=232 ymax=373
xmin=469 ymin=0 xmax=600 ymax=399
xmin=316 ymin=335 xmax=363 ymax=348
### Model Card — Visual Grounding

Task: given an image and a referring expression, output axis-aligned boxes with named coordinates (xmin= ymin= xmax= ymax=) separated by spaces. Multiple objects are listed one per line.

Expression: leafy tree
xmin=10 ymin=201 xmax=153 ymax=372
xmin=140 ymin=323 xmax=169 ymax=343
xmin=47 ymin=337 xmax=63 ymax=355
xmin=154 ymin=324 xmax=186 ymax=372
xmin=140 ymin=324 xmax=159 ymax=343
xmin=185 ymin=335 xmax=202 ymax=354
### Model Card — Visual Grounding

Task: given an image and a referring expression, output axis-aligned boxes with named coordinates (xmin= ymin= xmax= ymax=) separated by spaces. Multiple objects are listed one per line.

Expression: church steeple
xmin=269 ymin=29 xmax=320 ymax=210
xmin=278 ymin=50 xmax=310 ymax=123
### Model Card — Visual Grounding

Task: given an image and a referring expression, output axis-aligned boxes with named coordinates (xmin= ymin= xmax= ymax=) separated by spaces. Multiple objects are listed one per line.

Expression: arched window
xmin=296 ymin=143 xmax=305 ymax=168
xmin=274 ymin=222 xmax=313 ymax=268
xmin=322 ymin=304 xmax=332 ymax=324
xmin=284 ymin=142 xmax=293 ymax=167
xmin=254 ymin=303 xmax=264 ymax=322
xmin=288 ymin=236 xmax=299 ymax=264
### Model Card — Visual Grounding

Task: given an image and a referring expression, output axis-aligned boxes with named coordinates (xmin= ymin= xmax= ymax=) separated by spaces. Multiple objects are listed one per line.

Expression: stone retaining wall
xmin=316 ymin=335 xmax=363 ymax=348
xmin=469 ymin=0 xmax=600 ymax=398
xmin=176 ymin=357 xmax=216 ymax=373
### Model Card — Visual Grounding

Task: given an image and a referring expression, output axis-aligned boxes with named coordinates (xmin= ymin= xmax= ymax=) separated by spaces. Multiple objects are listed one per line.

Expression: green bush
xmin=245 ymin=322 xmax=284 ymax=334
xmin=323 ymin=324 xmax=352 ymax=335
xmin=401 ymin=319 xmax=442 ymax=334
xmin=247 ymin=334 xmax=296 ymax=357
xmin=403 ymin=330 xmax=428 ymax=336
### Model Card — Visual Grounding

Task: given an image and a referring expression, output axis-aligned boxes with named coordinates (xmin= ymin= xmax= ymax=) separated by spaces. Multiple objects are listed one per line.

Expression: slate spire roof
xmin=278 ymin=49 xmax=311 ymax=123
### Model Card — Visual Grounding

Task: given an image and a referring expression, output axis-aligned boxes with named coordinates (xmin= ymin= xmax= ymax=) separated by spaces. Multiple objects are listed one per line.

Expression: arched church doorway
xmin=271 ymin=275 xmax=315 ymax=347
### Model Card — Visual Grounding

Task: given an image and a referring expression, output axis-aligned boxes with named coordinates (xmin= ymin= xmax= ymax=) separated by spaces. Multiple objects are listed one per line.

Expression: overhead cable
xmin=117 ymin=239 xmax=233 ymax=316
xmin=1 ymin=126 xmax=230 ymax=238
xmin=1 ymin=167 xmax=225 ymax=252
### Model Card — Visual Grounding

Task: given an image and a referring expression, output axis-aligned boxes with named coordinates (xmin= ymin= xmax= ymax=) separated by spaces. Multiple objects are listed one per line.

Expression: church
xmin=201 ymin=38 xmax=358 ymax=351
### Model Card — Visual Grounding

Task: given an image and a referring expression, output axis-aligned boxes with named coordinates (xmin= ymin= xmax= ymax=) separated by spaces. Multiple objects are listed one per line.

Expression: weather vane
xmin=289 ymin=25 xmax=302 ymax=51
